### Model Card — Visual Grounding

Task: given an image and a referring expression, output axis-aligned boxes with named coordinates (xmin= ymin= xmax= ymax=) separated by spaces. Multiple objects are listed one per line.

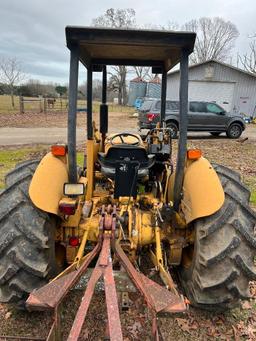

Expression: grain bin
xmin=146 ymin=76 xmax=161 ymax=98
xmin=128 ymin=77 xmax=147 ymax=106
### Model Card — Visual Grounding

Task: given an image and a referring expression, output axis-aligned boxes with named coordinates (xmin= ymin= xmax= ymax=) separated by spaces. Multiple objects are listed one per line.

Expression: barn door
xmin=239 ymin=97 xmax=250 ymax=116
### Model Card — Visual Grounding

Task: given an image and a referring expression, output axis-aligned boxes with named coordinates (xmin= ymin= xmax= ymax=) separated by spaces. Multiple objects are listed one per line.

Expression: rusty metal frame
xmin=26 ymin=205 xmax=188 ymax=341
xmin=67 ymin=233 xmax=122 ymax=341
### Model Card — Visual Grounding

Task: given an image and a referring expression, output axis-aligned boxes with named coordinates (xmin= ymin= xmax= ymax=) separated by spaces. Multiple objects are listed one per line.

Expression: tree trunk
xmin=120 ymin=67 xmax=127 ymax=105
xmin=118 ymin=88 xmax=122 ymax=105
xmin=122 ymin=83 xmax=127 ymax=105
xmin=10 ymin=89 xmax=15 ymax=108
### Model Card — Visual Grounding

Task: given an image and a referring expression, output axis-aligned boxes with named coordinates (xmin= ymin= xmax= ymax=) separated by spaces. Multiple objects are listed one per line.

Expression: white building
xmin=167 ymin=60 xmax=256 ymax=117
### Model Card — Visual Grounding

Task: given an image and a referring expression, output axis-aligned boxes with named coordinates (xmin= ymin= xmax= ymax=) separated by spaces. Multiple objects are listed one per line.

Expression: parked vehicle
xmin=138 ymin=99 xmax=246 ymax=139
xmin=241 ymin=114 xmax=253 ymax=124
xmin=134 ymin=97 xmax=144 ymax=110
xmin=134 ymin=97 xmax=156 ymax=110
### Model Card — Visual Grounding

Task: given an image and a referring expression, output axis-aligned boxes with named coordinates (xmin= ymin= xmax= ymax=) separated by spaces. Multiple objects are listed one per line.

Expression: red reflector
xmin=69 ymin=236 xmax=79 ymax=247
xmin=59 ymin=203 xmax=76 ymax=215
xmin=146 ymin=113 xmax=157 ymax=122
xmin=51 ymin=144 xmax=67 ymax=156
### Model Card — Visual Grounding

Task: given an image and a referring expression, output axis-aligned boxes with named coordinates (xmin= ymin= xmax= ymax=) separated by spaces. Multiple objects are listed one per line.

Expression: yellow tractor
xmin=0 ymin=26 xmax=255 ymax=340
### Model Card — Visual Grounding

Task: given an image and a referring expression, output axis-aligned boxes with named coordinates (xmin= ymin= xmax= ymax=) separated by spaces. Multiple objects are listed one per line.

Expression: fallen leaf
xmin=80 ymin=328 xmax=89 ymax=340
xmin=5 ymin=311 xmax=12 ymax=320
xmin=206 ymin=326 xmax=219 ymax=338
xmin=232 ymin=326 xmax=239 ymax=341
xmin=242 ymin=300 xmax=252 ymax=310
xmin=247 ymin=325 xmax=256 ymax=339
xmin=127 ymin=321 xmax=142 ymax=338
xmin=175 ymin=318 xmax=191 ymax=333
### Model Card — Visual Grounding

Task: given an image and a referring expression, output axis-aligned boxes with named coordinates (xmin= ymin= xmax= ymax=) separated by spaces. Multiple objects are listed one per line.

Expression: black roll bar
xmin=67 ymin=44 xmax=79 ymax=183
xmin=87 ymin=66 xmax=93 ymax=140
xmin=160 ymin=70 xmax=167 ymax=125
xmin=173 ymin=49 xmax=189 ymax=211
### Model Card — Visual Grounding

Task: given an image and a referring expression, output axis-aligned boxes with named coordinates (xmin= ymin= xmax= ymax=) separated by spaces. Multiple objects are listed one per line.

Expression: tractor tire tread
xmin=212 ymin=163 xmax=250 ymax=202
xmin=5 ymin=159 xmax=40 ymax=188
xmin=0 ymin=162 xmax=56 ymax=307
xmin=180 ymin=166 xmax=256 ymax=311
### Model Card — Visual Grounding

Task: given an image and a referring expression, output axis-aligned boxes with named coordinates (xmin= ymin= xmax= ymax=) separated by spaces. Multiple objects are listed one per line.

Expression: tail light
xmin=146 ymin=113 xmax=158 ymax=122
xmin=69 ymin=236 xmax=79 ymax=247
xmin=59 ymin=201 xmax=77 ymax=215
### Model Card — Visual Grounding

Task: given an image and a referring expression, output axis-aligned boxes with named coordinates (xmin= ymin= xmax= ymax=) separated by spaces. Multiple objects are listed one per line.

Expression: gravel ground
xmin=0 ymin=111 xmax=255 ymax=146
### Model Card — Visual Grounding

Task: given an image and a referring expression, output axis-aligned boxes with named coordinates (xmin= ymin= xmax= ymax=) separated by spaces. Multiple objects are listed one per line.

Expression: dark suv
xmin=138 ymin=99 xmax=246 ymax=139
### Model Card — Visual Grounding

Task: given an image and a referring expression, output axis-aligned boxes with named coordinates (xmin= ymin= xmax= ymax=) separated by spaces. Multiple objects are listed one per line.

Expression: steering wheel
xmin=110 ymin=133 xmax=141 ymax=146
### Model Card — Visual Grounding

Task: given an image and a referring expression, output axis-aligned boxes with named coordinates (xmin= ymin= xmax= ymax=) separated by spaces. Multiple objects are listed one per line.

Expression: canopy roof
xmin=65 ymin=26 xmax=196 ymax=71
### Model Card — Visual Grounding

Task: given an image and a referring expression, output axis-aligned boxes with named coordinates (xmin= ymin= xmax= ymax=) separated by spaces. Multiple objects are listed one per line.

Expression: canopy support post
xmin=174 ymin=49 xmax=189 ymax=211
xmin=67 ymin=44 xmax=79 ymax=183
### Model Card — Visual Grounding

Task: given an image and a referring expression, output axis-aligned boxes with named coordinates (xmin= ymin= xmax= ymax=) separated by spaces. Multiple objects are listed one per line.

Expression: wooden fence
xmin=19 ymin=96 xmax=70 ymax=114
xmin=0 ymin=95 xmax=134 ymax=114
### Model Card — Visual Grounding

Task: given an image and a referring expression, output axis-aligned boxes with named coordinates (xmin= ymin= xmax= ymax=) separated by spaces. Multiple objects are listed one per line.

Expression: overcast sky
xmin=0 ymin=0 xmax=255 ymax=84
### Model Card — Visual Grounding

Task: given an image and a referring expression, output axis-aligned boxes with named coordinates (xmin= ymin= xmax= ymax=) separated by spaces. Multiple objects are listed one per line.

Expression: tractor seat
xmin=98 ymin=145 xmax=155 ymax=179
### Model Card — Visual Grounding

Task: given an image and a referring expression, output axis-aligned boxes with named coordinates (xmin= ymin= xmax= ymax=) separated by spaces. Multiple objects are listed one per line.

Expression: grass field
xmin=0 ymin=95 xmax=134 ymax=114
xmin=0 ymin=146 xmax=85 ymax=189
xmin=0 ymin=147 xmax=45 ymax=188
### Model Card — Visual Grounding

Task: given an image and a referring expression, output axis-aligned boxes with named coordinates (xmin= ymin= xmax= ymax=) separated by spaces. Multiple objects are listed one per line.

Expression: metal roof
xmin=167 ymin=59 xmax=256 ymax=79
xmin=65 ymin=26 xmax=196 ymax=71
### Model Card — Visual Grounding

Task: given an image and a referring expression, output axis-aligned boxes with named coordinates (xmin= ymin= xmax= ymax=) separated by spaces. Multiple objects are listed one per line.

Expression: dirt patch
xmin=0 ymin=291 xmax=153 ymax=340
xmin=185 ymin=136 xmax=256 ymax=207
xmin=1 ymin=287 xmax=256 ymax=340
xmin=0 ymin=111 xmax=137 ymax=129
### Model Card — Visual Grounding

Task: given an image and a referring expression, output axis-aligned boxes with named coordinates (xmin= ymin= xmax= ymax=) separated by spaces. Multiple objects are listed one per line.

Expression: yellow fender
xmin=29 ymin=153 xmax=68 ymax=215
xmin=181 ymin=157 xmax=225 ymax=224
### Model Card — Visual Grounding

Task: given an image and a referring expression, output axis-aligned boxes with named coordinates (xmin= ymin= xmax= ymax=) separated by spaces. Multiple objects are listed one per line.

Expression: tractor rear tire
xmin=0 ymin=160 xmax=57 ymax=308
xmin=5 ymin=159 xmax=40 ymax=188
xmin=179 ymin=164 xmax=256 ymax=311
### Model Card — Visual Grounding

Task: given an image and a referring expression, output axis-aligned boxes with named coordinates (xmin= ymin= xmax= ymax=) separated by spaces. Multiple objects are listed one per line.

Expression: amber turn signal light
xmin=187 ymin=149 xmax=202 ymax=160
xmin=51 ymin=144 xmax=67 ymax=156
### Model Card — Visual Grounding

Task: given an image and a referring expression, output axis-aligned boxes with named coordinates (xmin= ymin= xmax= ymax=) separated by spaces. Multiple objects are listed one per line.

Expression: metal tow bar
xmin=26 ymin=205 xmax=187 ymax=340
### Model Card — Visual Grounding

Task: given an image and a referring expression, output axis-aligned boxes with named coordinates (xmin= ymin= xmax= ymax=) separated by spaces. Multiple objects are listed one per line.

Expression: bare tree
xmin=133 ymin=66 xmax=156 ymax=81
xmin=0 ymin=57 xmax=25 ymax=107
xmin=92 ymin=8 xmax=136 ymax=105
xmin=92 ymin=8 xmax=136 ymax=28
xmin=108 ymin=66 xmax=127 ymax=105
xmin=143 ymin=21 xmax=179 ymax=31
xmin=184 ymin=17 xmax=239 ymax=64
xmin=132 ymin=21 xmax=179 ymax=80
xmin=238 ymin=40 xmax=256 ymax=74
